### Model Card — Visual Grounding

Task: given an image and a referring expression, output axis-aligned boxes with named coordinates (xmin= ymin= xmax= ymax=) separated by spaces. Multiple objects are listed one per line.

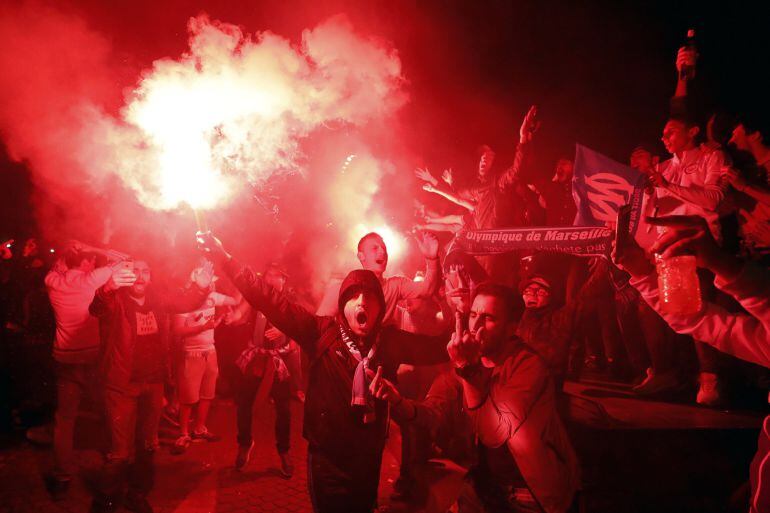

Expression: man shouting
xmin=197 ymin=233 xmax=448 ymax=513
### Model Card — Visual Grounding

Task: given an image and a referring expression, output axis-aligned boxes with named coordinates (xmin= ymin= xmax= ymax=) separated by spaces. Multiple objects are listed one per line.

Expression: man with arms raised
xmin=315 ymin=231 xmax=440 ymax=324
xmin=44 ymin=240 xmax=127 ymax=498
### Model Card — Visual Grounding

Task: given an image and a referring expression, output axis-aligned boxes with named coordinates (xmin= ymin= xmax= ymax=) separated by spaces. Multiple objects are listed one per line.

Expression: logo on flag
xmin=572 ymin=144 xmax=645 ymax=227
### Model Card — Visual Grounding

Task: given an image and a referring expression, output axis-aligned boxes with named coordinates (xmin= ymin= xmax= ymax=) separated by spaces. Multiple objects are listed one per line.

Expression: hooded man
xmin=197 ymin=233 xmax=449 ymax=513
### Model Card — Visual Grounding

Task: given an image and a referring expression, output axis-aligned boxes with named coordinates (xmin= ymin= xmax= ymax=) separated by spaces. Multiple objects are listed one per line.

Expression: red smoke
xmin=0 ymin=2 xmax=417 ymax=293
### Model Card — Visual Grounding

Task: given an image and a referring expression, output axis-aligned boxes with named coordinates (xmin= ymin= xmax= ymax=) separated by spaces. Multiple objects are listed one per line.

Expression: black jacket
xmin=223 ymin=258 xmax=449 ymax=462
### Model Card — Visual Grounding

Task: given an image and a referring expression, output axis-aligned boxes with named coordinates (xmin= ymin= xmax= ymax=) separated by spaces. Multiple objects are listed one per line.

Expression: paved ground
xmin=0 ymin=399 xmax=424 ymax=513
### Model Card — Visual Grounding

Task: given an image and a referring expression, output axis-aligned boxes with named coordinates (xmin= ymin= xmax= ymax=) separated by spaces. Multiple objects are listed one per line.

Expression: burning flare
xmin=116 ymin=14 xmax=406 ymax=211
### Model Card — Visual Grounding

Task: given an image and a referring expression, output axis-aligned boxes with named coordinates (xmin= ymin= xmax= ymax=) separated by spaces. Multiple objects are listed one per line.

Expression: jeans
xmin=235 ymin=372 xmax=291 ymax=454
xmin=98 ymin=382 xmax=164 ymax=499
xmin=105 ymin=382 xmax=164 ymax=460
xmin=307 ymin=447 xmax=382 ymax=513
xmin=53 ymin=361 xmax=98 ymax=478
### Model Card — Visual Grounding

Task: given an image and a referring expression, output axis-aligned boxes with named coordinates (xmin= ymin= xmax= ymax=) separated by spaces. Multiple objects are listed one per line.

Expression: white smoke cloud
xmin=0 ymin=4 xmax=414 ymax=295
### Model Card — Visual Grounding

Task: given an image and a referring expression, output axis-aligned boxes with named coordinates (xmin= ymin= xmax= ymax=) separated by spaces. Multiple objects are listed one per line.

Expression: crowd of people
xmin=1 ymin=38 xmax=769 ymax=513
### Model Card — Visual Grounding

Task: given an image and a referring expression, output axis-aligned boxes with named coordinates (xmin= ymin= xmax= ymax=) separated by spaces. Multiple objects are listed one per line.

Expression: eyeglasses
xmin=522 ymin=287 xmax=550 ymax=297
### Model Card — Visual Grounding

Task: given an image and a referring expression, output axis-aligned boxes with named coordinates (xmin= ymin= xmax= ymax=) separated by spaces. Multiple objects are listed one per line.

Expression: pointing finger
xmin=455 ymin=311 xmax=464 ymax=339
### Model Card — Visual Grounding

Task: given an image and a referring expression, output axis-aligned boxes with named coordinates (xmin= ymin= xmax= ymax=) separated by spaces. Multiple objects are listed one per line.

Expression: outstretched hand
xmin=196 ymin=231 xmax=230 ymax=264
xmin=368 ymin=366 xmax=402 ymax=405
xmin=676 ymin=46 xmax=697 ymax=75
xmin=415 ymin=231 xmax=439 ymax=260
xmin=519 ymin=105 xmax=540 ymax=144
xmin=415 ymin=167 xmax=438 ymax=186
xmin=106 ymin=265 xmax=137 ymax=291
xmin=441 ymin=168 xmax=454 ymax=187
xmin=191 ymin=259 xmax=215 ymax=290
xmin=445 ymin=264 xmax=470 ymax=314
xmin=647 ymin=215 xmax=721 ymax=267
xmin=447 ymin=311 xmax=483 ymax=369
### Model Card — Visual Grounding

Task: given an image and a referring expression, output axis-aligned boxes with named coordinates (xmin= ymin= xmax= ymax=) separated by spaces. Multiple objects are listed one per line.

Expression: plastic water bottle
xmin=655 ymin=254 xmax=702 ymax=315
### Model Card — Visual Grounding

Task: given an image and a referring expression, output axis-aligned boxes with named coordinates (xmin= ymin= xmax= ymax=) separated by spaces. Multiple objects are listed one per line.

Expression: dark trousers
xmin=54 ymin=361 xmax=99 ymax=478
xmin=97 ymin=382 xmax=163 ymax=501
xmin=235 ymin=372 xmax=290 ymax=454
xmin=307 ymin=447 xmax=382 ymax=513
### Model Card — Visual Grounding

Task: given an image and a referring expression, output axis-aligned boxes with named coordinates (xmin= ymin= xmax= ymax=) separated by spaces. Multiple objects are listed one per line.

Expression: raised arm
xmin=197 ymin=232 xmax=321 ymax=349
xmin=88 ymin=264 xmax=138 ymax=318
xmin=223 ymin=258 xmax=320 ymax=349
xmin=618 ymin=215 xmax=770 ymax=368
xmin=422 ymin=182 xmax=476 ymax=213
xmin=370 ymin=369 xmax=462 ymax=431
xmin=392 ymin=232 xmax=441 ymax=299
xmin=498 ymin=105 xmax=539 ymax=190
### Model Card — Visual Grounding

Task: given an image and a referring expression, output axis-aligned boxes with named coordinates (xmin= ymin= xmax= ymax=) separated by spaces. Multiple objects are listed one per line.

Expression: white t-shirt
xmin=175 ymin=291 xmax=236 ymax=352
xmin=45 ymin=266 xmax=112 ymax=364
xmin=656 ymin=147 xmax=727 ymax=241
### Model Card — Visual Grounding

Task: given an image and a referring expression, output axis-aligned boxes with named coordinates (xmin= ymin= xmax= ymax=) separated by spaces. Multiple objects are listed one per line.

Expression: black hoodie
xmin=223 ymin=259 xmax=449 ymax=465
xmin=336 ymin=269 xmax=386 ymax=337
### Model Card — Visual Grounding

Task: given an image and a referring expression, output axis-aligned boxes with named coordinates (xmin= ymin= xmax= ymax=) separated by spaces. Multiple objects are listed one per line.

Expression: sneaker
xmin=171 ymin=434 xmax=191 ymax=455
xmin=191 ymin=428 xmax=221 ymax=442
xmin=697 ymin=372 xmax=723 ymax=407
xmin=235 ymin=442 xmax=254 ymax=470
xmin=124 ymin=492 xmax=153 ymax=513
xmin=294 ymin=391 xmax=306 ymax=403
xmin=279 ymin=452 xmax=294 ymax=478
xmin=632 ymin=368 xmax=681 ymax=396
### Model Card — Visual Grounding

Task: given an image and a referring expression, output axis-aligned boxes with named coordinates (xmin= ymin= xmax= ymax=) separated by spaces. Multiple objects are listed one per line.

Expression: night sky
xmin=2 ymin=0 xmax=768 ymax=238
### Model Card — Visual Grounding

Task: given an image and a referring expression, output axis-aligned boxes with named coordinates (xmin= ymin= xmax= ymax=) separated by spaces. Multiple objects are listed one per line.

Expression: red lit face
xmin=357 ymin=236 xmax=388 ymax=276
xmin=728 ymin=124 xmax=753 ymax=152
xmin=129 ymin=260 xmax=151 ymax=298
xmin=553 ymin=159 xmax=573 ymax=183
xmin=468 ymin=294 xmax=515 ymax=356
xmin=478 ymin=149 xmax=496 ymax=179
xmin=343 ymin=290 xmax=382 ymax=337
xmin=661 ymin=120 xmax=697 ymax=155
xmin=630 ymin=149 xmax=654 ymax=174
xmin=522 ymin=284 xmax=551 ymax=309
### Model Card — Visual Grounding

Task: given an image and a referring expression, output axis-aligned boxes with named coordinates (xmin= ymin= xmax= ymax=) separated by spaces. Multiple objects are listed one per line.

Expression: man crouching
xmin=370 ymin=283 xmax=580 ymax=513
